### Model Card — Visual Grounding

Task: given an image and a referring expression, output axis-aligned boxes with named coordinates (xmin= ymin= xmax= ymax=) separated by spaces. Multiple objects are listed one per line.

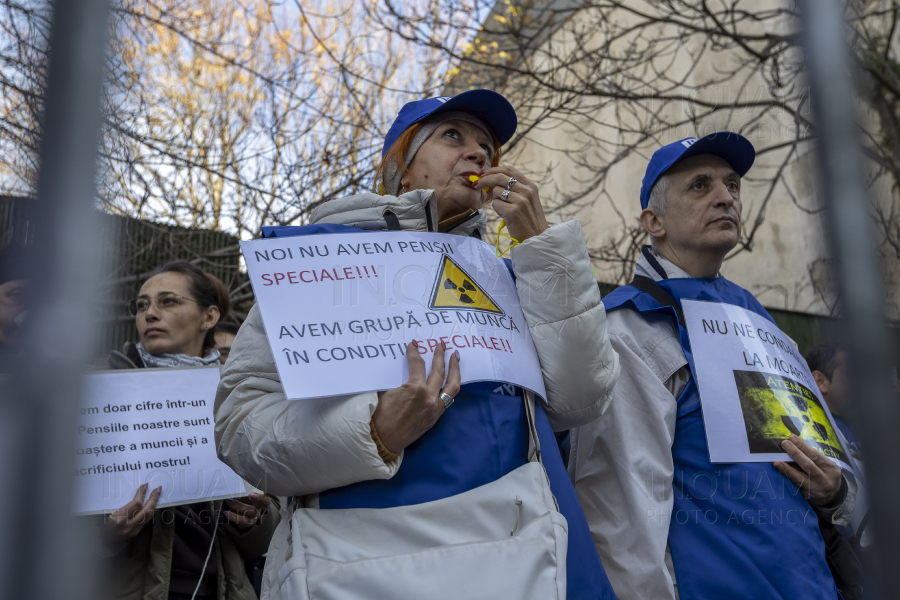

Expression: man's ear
xmin=812 ymin=370 xmax=830 ymax=397
xmin=640 ymin=208 xmax=666 ymax=245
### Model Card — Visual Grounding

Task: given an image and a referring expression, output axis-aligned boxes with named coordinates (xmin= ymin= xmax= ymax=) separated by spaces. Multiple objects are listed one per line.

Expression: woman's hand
xmin=102 ymin=483 xmax=161 ymax=542
xmin=474 ymin=166 xmax=549 ymax=242
xmin=224 ymin=492 xmax=271 ymax=529
xmin=372 ymin=342 xmax=461 ymax=454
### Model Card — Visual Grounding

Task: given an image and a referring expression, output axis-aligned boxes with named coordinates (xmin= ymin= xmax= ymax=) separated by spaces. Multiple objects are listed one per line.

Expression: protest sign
xmin=74 ymin=367 xmax=249 ymax=515
xmin=682 ymin=299 xmax=852 ymax=469
xmin=240 ymin=232 xmax=547 ymax=400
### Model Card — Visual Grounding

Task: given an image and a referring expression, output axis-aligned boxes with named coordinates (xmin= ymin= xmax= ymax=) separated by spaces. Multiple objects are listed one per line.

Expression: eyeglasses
xmin=128 ymin=292 xmax=199 ymax=316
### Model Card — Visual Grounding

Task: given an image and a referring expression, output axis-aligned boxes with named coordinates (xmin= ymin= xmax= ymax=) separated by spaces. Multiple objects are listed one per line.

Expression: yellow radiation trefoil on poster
xmin=682 ymin=299 xmax=852 ymax=469
xmin=240 ymin=232 xmax=547 ymax=401
xmin=429 ymin=255 xmax=504 ymax=314
xmin=734 ymin=371 xmax=846 ymax=461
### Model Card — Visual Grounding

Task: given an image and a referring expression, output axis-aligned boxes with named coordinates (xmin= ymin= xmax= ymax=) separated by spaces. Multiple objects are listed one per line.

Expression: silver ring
xmin=439 ymin=392 xmax=455 ymax=408
xmin=500 ymin=189 xmax=511 ymax=201
xmin=506 ymin=177 xmax=517 ymax=190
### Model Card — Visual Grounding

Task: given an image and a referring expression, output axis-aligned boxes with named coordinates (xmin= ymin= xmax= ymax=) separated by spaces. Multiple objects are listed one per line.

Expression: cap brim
xmin=675 ymin=131 xmax=756 ymax=176
xmin=426 ymin=89 xmax=518 ymax=146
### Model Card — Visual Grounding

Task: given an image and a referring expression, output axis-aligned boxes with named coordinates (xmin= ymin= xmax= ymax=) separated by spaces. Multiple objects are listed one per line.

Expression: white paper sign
xmin=240 ymin=232 xmax=547 ymax=400
xmin=682 ymin=299 xmax=852 ymax=469
xmin=74 ymin=367 xmax=249 ymax=515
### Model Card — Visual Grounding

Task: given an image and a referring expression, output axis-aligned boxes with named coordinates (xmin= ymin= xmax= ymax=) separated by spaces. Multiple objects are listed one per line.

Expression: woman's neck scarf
xmin=135 ymin=342 xmax=220 ymax=369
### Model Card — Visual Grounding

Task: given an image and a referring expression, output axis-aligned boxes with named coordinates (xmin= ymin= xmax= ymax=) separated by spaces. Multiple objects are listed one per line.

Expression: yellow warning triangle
xmin=429 ymin=255 xmax=504 ymax=314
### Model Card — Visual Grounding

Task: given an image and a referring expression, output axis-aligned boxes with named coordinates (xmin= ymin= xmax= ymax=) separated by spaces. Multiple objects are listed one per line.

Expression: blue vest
xmin=263 ymin=224 xmax=616 ymax=600
xmin=833 ymin=416 xmax=859 ymax=455
xmin=603 ymin=275 xmax=839 ymax=600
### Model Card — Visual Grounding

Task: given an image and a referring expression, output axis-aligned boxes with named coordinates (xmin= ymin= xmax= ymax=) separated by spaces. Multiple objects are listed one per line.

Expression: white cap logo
xmin=435 ymin=97 xmax=451 ymax=103
xmin=681 ymin=138 xmax=698 ymax=148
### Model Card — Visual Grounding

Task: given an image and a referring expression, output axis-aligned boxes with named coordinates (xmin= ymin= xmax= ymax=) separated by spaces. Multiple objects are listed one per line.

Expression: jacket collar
xmin=309 ymin=189 xmax=487 ymax=239
xmin=634 ymin=245 xmax=721 ymax=281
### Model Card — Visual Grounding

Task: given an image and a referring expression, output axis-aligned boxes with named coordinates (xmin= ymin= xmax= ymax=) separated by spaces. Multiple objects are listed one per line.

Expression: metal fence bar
xmin=798 ymin=1 xmax=900 ymax=598
xmin=0 ymin=1 xmax=895 ymax=599
xmin=1 ymin=197 xmax=243 ymax=358
xmin=0 ymin=0 xmax=110 ymax=598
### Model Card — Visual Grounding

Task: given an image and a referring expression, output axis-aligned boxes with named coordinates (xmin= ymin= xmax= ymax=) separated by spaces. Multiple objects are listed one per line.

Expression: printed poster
xmin=74 ymin=367 xmax=251 ymax=515
xmin=682 ymin=299 xmax=852 ymax=468
xmin=240 ymin=232 xmax=547 ymax=401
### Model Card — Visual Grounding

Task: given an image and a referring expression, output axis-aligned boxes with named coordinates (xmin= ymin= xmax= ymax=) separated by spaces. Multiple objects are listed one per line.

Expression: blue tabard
xmin=602 ymin=276 xmax=839 ymax=600
xmin=262 ymin=224 xmax=616 ymax=600
xmin=833 ymin=416 xmax=860 ymax=455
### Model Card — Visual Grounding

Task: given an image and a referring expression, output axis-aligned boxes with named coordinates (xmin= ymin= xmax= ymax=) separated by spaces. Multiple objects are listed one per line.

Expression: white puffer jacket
xmin=214 ymin=190 xmax=620 ymax=498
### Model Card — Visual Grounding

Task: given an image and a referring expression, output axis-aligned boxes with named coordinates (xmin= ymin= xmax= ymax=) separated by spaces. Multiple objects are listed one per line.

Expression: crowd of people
xmin=0 ymin=88 xmax=893 ymax=600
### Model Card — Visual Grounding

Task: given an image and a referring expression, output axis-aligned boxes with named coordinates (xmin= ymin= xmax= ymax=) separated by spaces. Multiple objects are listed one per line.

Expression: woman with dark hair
xmin=103 ymin=261 xmax=279 ymax=600
xmin=109 ymin=261 xmax=231 ymax=369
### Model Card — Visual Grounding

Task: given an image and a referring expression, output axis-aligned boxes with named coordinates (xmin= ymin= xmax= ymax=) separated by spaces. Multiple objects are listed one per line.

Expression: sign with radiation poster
xmin=682 ymin=299 xmax=852 ymax=469
xmin=240 ymin=232 xmax=547 ymax=401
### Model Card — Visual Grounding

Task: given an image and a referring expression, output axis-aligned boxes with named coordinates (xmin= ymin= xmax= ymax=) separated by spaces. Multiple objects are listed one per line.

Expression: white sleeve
xmin=213 ymin=304 xmax=401 ymax=497
xmin=814 ymin=471 xmax=857 ymax=527
xmin=568 ymin=309 xmax=685 ymax=600
xmin=511 ymin=219 xmax=620 ymax=430
xmin=813 ymin=428 xmax=858 ymax=527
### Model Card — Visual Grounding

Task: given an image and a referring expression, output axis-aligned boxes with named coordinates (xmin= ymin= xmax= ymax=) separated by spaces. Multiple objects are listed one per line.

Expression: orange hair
xmin=374 ymin=121 xmax=503 ymax=194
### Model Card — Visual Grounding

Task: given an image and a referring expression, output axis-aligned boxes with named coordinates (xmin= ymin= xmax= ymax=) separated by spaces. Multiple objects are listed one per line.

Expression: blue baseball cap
xmin=640 ymin=132 xmax=756 ymax=209
xmin=382 ymin=89 xmax=517 ymax=158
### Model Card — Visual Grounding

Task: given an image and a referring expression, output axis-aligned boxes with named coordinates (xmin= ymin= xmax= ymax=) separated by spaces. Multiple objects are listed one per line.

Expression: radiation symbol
xmin=429 ymin=255 xmax=504 ymax=314
xmin=447 ymin=277 xmax=478 ymax=304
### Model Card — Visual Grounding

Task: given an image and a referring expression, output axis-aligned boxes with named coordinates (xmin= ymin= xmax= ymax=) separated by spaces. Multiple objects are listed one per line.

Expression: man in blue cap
xmin=567 ymin=133 xmax=856 ymax=600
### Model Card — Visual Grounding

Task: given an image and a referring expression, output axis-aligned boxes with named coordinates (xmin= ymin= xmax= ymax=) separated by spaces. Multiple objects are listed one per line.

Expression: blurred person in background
xmin=102 ymin=261 xmax=279 ymax=600
xmin=213 ymin=322 xmax=240 ymax=365
xmin=215 ymin=320 xmax=265 ymax=594
xmin=805 ymin=342 xmax=870 ymax=600
xmin=806 ymin=343 xmax=858 ymax=454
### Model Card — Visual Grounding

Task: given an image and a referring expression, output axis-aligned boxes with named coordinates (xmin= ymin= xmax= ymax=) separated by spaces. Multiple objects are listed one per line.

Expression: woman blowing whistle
xmin=214 ymin=90 xmax=620 ymax=600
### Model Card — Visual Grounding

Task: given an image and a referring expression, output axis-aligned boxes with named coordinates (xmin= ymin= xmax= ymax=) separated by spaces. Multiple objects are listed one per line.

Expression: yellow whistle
xmin=468 ymin=174 xmax=490 ymax=191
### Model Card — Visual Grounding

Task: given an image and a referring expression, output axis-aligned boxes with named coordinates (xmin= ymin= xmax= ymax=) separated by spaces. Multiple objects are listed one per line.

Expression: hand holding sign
xmin=681 ymin=300 xmax=853 ymax=470
xmin=774 ymin=435 xmax=843 ymax=506
xmin=101 ymin=483 xmax=161 ymax=542
xmin=224 ymin=492 xmax=272 ymax=529
xmin=372 ymin=342 xmax=461 ymax=455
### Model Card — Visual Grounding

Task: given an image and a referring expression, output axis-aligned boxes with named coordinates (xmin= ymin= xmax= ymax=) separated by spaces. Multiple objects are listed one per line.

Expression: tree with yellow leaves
xmin=0 ymin=0 xmax=451 ymax=239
